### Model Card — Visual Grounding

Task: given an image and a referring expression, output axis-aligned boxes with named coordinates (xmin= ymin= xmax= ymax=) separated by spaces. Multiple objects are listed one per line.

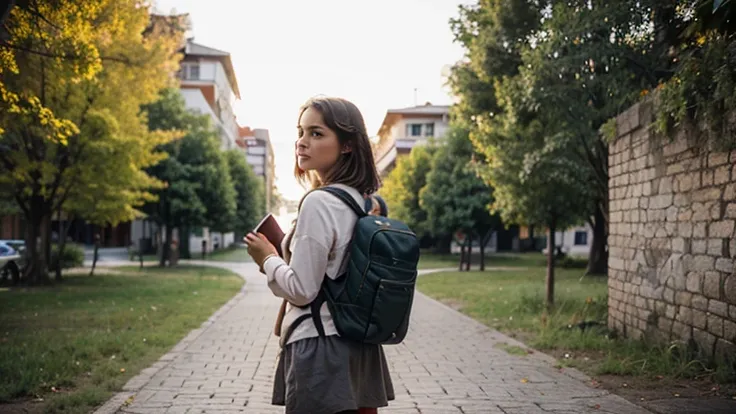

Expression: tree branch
xmin=0 ymin=41 xmax=135 ymax=65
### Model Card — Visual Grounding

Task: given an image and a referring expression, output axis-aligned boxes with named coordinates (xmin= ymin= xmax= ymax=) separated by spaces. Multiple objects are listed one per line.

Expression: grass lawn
xmin=417 ymin=260 xmax=736 ymax=401
xmin=204 ymin=246 xmax=252 ymax=262
xmin=418 ymin=250 xmax=575 ymax=270
xmin=0 ymin=265 xmax=244 ymax=413
xmin=128 ymin=246 xmax=252 ymax=263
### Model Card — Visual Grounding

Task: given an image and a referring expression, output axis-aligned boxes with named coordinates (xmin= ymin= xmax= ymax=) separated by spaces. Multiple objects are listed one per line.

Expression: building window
xmin=574 ymin=231 xmax=588 ymax=246
xmin=410 ymin=124 xmax=422 ymax=137
xmin=425 ymin=123 xmax=434 ymax=137
xmin=188 ymin=64 xmax=200 ymax=80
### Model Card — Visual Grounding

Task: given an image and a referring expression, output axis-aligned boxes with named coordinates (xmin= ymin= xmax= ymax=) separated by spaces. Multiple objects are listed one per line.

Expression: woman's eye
xmin=311 ymin=131 xmax=321 ymax=137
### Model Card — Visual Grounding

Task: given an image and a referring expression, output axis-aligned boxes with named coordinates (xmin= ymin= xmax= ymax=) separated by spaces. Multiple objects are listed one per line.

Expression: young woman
xmin=245 ymin=97 xmax=394 ymax=414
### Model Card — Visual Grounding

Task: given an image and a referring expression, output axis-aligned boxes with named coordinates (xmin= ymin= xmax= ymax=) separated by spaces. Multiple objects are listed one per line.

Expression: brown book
xmin=253 ymin=213 xmax=285 ymax=257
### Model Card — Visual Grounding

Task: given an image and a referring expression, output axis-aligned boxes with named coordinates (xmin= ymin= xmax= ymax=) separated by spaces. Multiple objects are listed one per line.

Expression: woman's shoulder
xmin=300 ymin=185 xmax=363 ymax=213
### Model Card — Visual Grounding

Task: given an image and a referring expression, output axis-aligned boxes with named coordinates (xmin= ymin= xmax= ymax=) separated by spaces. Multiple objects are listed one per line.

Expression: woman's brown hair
xmin=294 ymin=97 xmax=381 ymax=195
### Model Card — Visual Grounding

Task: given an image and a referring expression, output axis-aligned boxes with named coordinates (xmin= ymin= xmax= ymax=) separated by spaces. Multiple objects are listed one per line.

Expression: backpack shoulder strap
xmin=318 ymin=186 xmax=367 ymax=218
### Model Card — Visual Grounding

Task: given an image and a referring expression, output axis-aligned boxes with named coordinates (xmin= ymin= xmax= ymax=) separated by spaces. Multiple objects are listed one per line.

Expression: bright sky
xmin=153 ymin=0 xmax=467 ymax=202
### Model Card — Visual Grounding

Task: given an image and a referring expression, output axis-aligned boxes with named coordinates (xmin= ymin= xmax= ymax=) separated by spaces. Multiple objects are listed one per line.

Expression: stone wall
xmin=607 ymin=101 xmax=736 ymax=358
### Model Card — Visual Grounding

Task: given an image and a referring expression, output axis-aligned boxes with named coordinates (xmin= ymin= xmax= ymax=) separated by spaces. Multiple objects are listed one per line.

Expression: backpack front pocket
xmin=365 ymin=278 xmax=415 ymax=344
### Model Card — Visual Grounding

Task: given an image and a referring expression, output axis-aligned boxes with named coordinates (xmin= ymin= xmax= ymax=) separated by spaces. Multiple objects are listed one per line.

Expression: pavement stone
xmin=94 ymin=261 xmax=651 ymax=414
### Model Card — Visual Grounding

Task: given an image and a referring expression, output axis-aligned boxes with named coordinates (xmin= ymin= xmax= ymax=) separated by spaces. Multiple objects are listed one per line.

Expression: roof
xmin=373 ymin=103 xmax=450 ymax=161
xmin=386 ymin=104 xmax=451 ymax=116
xmin=183 ymin=39 xmax=241 ymax=99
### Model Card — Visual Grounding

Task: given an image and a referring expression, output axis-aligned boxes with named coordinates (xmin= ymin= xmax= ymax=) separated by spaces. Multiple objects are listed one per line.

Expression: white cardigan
xmin=263 ymin=184 xmax=364 ymax=346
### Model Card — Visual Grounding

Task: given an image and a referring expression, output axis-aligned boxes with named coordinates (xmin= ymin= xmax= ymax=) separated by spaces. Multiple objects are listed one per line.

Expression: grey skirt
xmin=272 ymin=335 xmax=395 ymax=414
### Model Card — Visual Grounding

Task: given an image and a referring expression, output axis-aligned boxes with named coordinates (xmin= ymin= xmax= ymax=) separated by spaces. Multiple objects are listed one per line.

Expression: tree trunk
xmin=465 ymin=233 xmax=472 ymax=272
xmin=480 ymin=229 xmax=493 ymax=271
xmin=23 ymin=197 xmax=51 ymax=285
xmin=160 ymin=225 xmax=172 ymax=267
xmin=55 ymin=213 xmax=74 ymax=281
xmin=89 ymin=232 xmax=100 ymax=277
xmin=528 ymin=225 xmax=535 ymax=251
xmin=459 ymin=237 xmax=466 ymax=271
xmin=546 ymin=220 xmax=556 ymax=309
xmin=586 ymin=203 xmax=608 ymax=276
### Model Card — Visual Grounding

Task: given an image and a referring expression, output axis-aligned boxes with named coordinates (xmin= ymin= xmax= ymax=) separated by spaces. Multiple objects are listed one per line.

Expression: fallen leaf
xmin=593 ymin=404 xmax=600 ymax=409
xmin=656 ymin=375 xmax=664 ymax=380
xmin=520 ymin=378 xmax=529 ymax=383
xmin=120 ymin=368 xmax=126 ymax=373
xmin=622 ymin=383 xmax=628 ymax=388
xmin=674 ymin=393 xmax=680 ymax=397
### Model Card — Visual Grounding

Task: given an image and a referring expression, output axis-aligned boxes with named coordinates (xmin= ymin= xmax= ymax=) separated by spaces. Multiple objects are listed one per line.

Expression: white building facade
xmin=131 ymin=39 xmax=243 ymax=256
xmin=238 ymin=126 xmax=275 ymax=213
xmin=373 ymin=103 xmax=450 ymax=176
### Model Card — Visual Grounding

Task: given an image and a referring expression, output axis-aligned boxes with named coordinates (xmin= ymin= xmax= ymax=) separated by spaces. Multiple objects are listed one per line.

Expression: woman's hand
xmin=244 ymin=232 xmax=279 ymax=270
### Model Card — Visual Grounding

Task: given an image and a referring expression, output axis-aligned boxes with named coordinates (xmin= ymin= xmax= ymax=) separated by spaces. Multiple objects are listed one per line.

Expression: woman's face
xmin=296 ymin=107 xmax=345 ymax=179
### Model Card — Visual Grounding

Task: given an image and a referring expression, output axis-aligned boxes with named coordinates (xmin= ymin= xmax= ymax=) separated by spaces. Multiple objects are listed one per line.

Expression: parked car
xmin=0 ymin=240 xmax=23 ymax=283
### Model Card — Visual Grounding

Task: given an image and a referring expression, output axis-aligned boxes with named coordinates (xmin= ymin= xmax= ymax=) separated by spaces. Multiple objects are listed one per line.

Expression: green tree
xmin=225 ymin=150 xmax=265 ymax=241
xmin=449 ymin=1 xmax=593 ymax=305
xmin=420 ymin=126 xmax=500 ymax=270
xmin=380 ymin=144 xmax=437 ymax=242
xmin=515 ymin=0 xmax=669 ymax=275
xmin=0 ymin=1 xmax=184 ymax=283
xmin=142 ymin=89 xmax=236 ymax=265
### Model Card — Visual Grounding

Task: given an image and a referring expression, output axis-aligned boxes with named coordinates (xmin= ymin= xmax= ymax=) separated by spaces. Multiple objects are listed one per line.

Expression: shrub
xmin=50 ymin=244 xmax=84 ymax=270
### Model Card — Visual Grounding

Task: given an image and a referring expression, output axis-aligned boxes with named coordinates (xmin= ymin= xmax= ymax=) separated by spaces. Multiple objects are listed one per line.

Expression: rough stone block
xmin=709 ymin=220 xmax=735 ymax=238
xmin=715 ymin=258 xmax=733 ymax=274
xmin=694 ymin=223 xmax=707 ymax=238
xmin=693 ymin=187 xmax=721 ymax=203
xmin=675 ymin=193 xmax=691 ymax=207
xmin=692 ymin=310 xmax=708 ymax=329
xmin=691 ymin=294 xmax=708 ymax=311
xmin=714 ymin=165 xmax=731 ymax=185
xmin=708 ymin=314 xmax=724 ymax=337
xmin=675 ymin=291 xmax=693 ymax=307
xmin=685 ymin=272 xmax=702 ymax=294
xmin=664 ymin=288 xmax=675 ymax=304
xmin=677 ymin=306 xmax=693 ymax=325
xmin=715 ymin=339 xmax=736 ymax=360
xmin=702 ymin=170 xmax=714 ymax=187
xmin=726 ymin=203 xmax=736 ymax=219
xmin=692 ymin=255 xmax=716 ymax=272
xmin=671 ymin=320 xmax=692 ymax=341
xmin=725 ymin=183 xmax=736 ymax=201
xmin=691 ymin=239 xmax=707 ymax=255
xmin=704 ymin=271 xmax=723 ymax=300
xmin=724 ymin=320 xmax=736 ymax=342
xmin=693 ymin=328 xmax=717 ymax=355
xmin=708 ymin=239 xmax=724 ymax=256
xmin=708 ymin=152 xmax=730 ymax=167
xmin=667 ymin=163 xmax=685 ymax=176
xmin=724 ymin=275 xmax=736 ymax=304
xmin=650 ymin=194 xmax=674 ymax=209
xmin=709 ymin=300 xmax=729 ymax=318
xmin=692 ymin=202 xmax=712 ymax=221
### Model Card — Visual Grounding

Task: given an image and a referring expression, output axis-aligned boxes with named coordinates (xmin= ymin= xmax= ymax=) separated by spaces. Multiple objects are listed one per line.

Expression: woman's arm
xmin=262 ymin=193 xmax=334 ymax=307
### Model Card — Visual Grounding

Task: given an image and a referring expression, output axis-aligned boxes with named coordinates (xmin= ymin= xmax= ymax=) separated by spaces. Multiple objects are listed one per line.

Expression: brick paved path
xmin=95 ymin=262 xmax=650 ymax=414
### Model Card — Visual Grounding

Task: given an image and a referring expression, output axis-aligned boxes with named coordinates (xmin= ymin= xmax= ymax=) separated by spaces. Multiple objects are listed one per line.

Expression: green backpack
xmin=286 ymin=186 xmax=420 ymax=345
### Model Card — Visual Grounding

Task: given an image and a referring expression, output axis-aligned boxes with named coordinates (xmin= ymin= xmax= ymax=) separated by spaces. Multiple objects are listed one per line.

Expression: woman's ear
xmin=341 ymin=142 xmax=352 ymax=154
